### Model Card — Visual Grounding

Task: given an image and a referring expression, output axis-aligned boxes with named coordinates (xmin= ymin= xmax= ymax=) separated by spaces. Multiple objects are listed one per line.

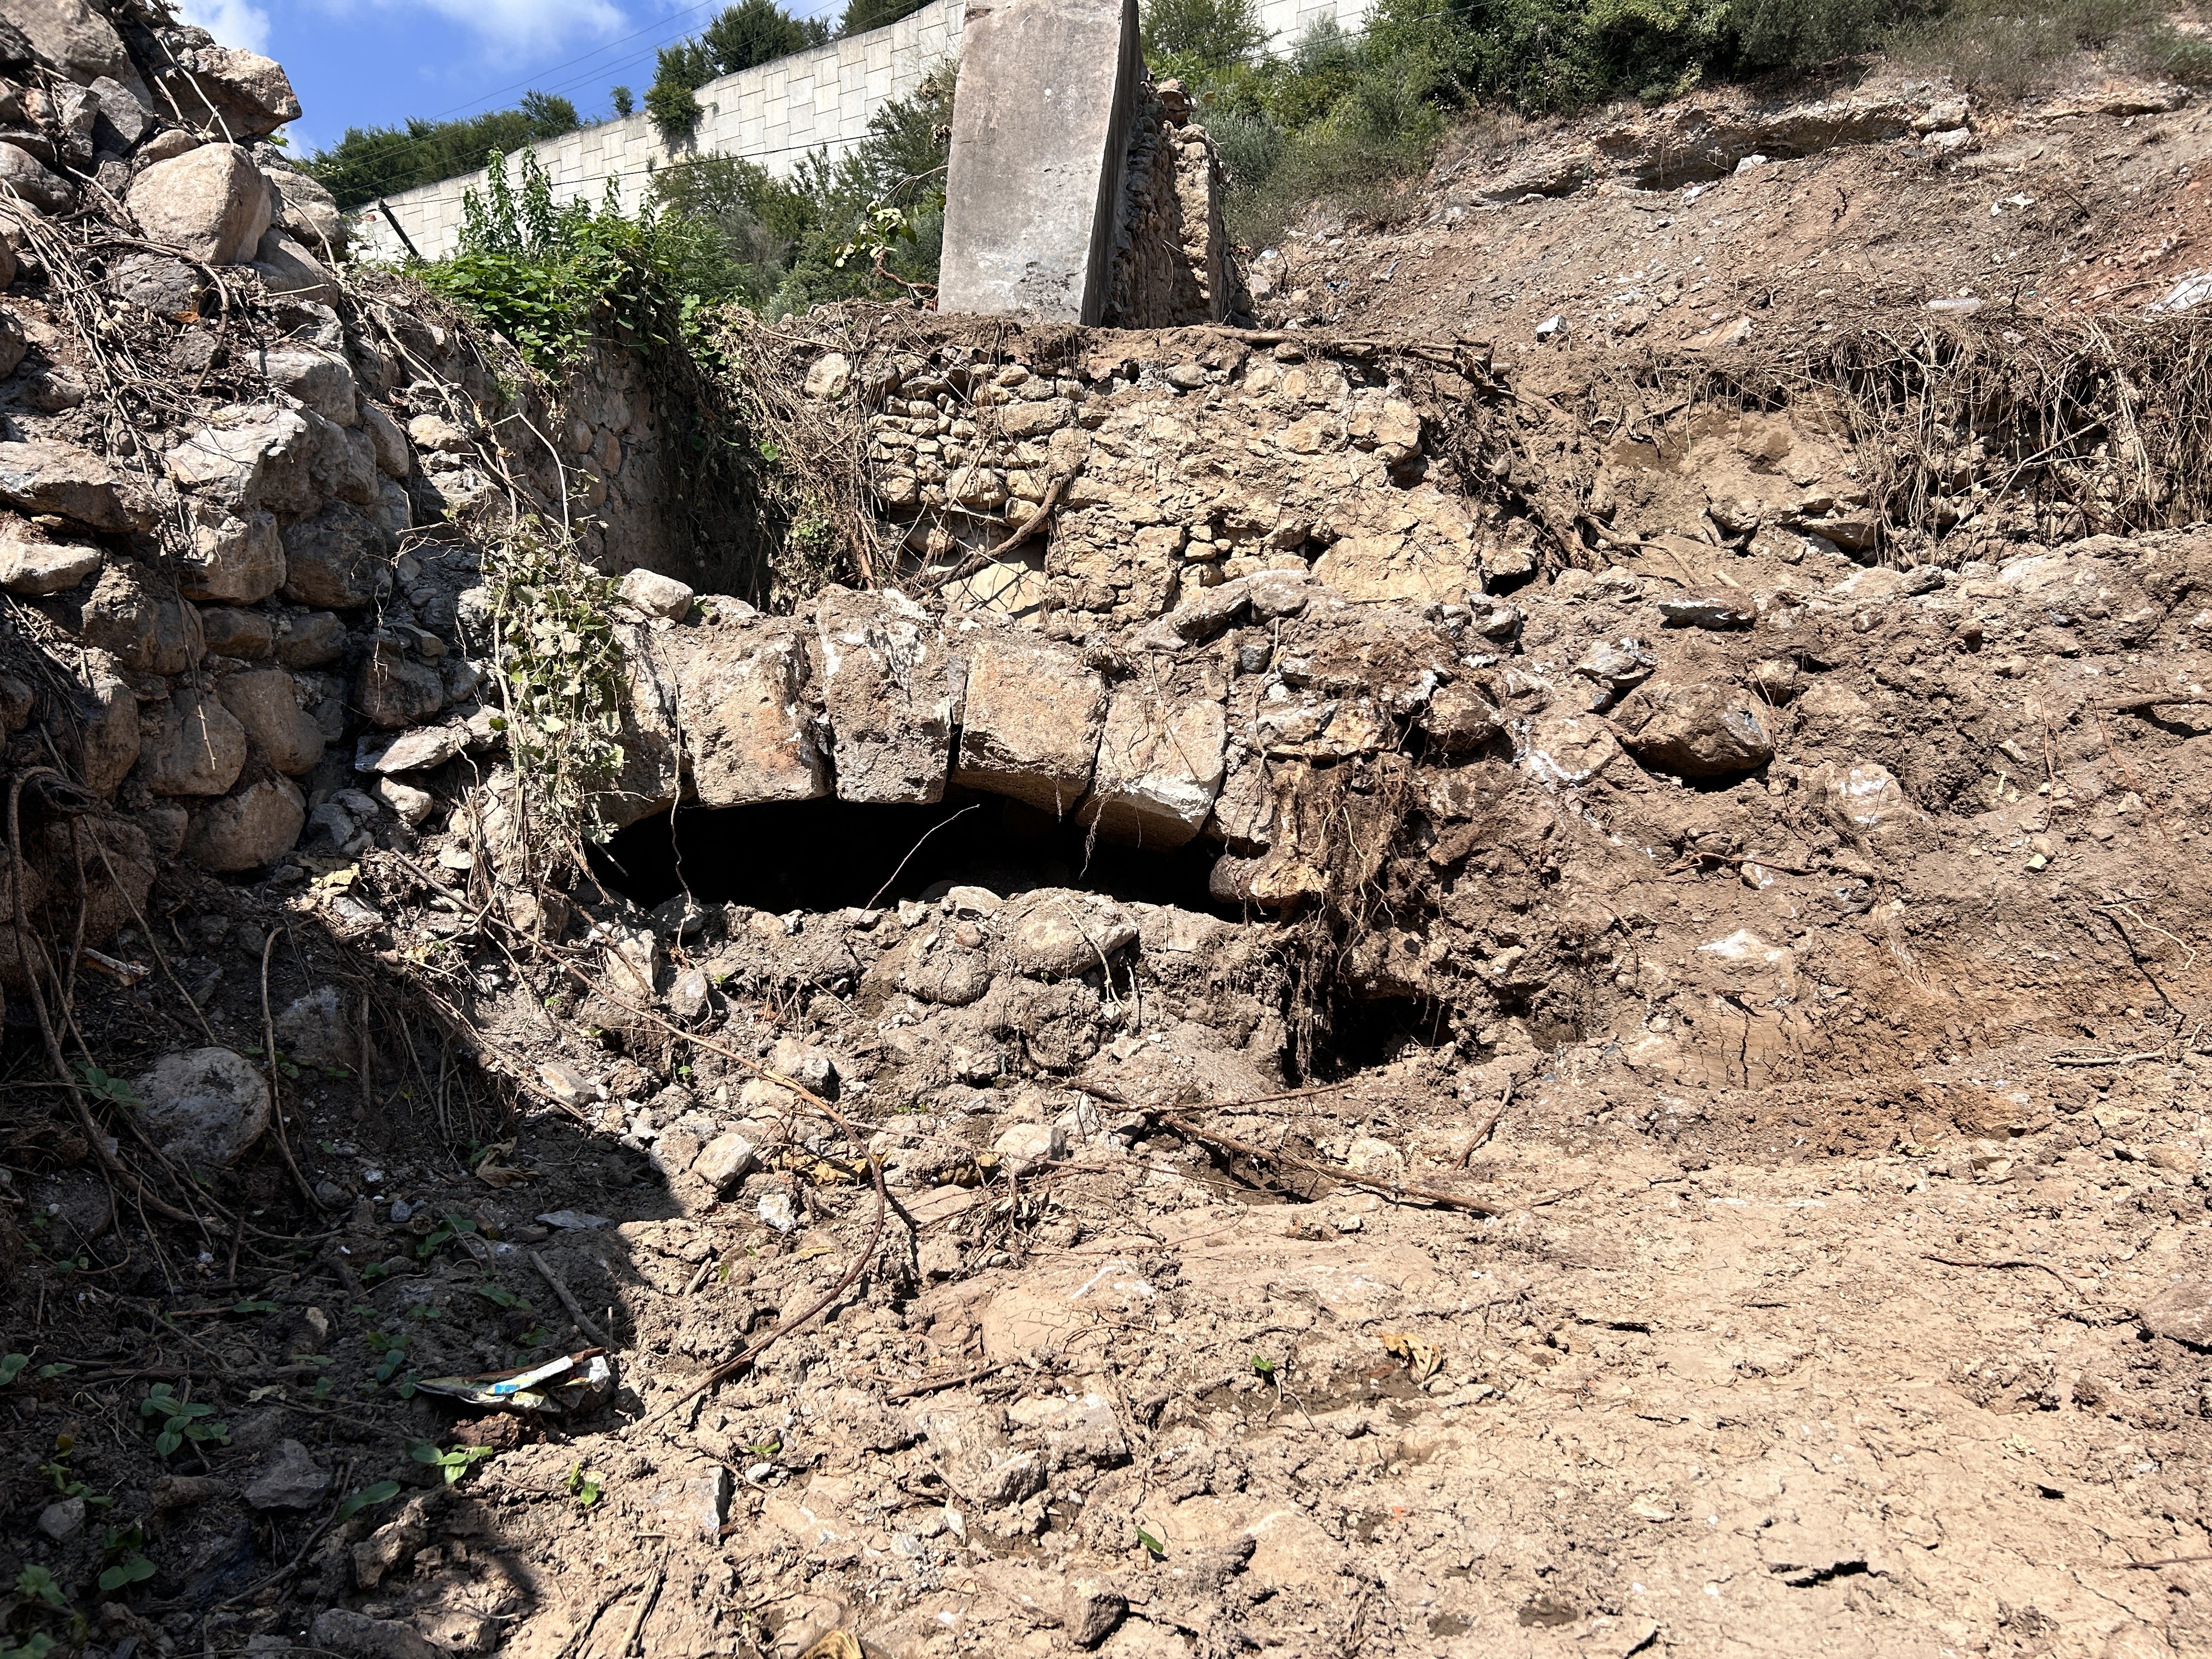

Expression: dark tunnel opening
xmin=586 ymin=788 xmax=1242 ymax=918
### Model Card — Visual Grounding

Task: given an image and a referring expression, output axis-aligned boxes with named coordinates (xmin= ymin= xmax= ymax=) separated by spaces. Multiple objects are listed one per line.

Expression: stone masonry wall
xmin=1103 ymin=80 xmax=1242 ymax=328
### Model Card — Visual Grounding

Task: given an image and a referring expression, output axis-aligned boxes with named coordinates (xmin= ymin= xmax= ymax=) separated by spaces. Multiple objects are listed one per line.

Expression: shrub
xmin=610 ymin=84 xmax=634 ymax=117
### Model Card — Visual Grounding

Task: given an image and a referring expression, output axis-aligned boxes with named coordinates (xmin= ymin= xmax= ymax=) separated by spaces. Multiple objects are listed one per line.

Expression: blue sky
xmin=180 ymin=0 xmax=844 ymax=156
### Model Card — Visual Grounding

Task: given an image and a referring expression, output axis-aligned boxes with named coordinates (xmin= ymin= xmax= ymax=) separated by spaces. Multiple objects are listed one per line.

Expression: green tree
xmin=1141 ymin=0 xmax=1272 ymax=71
xmin=304 ymin=92 xmax=580 ymax=210
xmin=840 ymin=0 xmax=931 ymax=35
xmin=610 ymin=84 xmax=635 ymax=116
xmin=648 ymin=2 xmax=833 ymax=138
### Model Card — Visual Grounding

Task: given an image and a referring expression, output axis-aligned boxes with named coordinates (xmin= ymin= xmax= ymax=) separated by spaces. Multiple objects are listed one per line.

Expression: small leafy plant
xmin=567 ymin=1464 xmax=603 ymax=1508
xmin=140 ymin=1386 xmax=229 ymax=1458
xmin=336 ymin=1480 xmax=403 ymax=1522
xmin=410 ymin=1443 xmax=496 ymax=1487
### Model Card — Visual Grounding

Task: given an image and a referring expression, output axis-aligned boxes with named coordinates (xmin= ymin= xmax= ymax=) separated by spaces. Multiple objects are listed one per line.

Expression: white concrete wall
xmin=353 ymin=0 xmax=1369 ymax=264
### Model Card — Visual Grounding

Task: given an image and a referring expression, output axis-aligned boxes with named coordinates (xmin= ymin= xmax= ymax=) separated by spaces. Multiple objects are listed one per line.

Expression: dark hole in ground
xmin=588 ymin=789 xmax=1240 ymax=918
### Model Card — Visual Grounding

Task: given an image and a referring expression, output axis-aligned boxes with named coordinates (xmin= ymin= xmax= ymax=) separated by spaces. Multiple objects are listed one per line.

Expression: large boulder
xmin=216 ymin=670 xmax=324 ymax=776
xmin=136 ymin=690 xmax=248 ymax=797
xmin=127 ymin=144 xmax=272 ymax=265
xmin=1610 ymin=679 xmax=1776 ymax=778
xmin=353 ymin=640 xmax=443 ymax=730
xmin=0 ymin=522 xmax=101 ymax=595
xmin=185 ymin=775 xmax=304 ymax=872
xmin=136 ymin=1047 xmax=269 ymax=1166
xmin=167 ymin=404 xmax=318 ymax=514
xmin=156 ymin=46 xmax=300 ymax=138
xmin=263 ymin=167 xmax=345 ymax=253
xmin=679 ymin=624 xmax=831 ymax=806
xmin=72 ymin=651 xmax=139 ymax=795
xmin=112 ymin=253 xmax=207 ymax=321
xmin=81 ymin=562 xmax=202 ymax=675
xmin=0 ymin=140 xmax=73 ymax=212
xmin=179 ymin=508 xmax=284 ymax=604
xmin=258 ymin=345 xmax=357 ymax=427
xmin=281 ymin=503 xmax=391 ymax=608
xmin=0 ymin=440 xmax=154 ymax=532
xmin=810 ymin=586 xmax=956 ymax=804
xmin=13 ymin=0 xmax=139 ymax=91
xmin=949 ymin=630 xmax=1105 ymax=815
xmin=1080 ymin=682 xmax=1227 ymax=848
xmin=250 ymin=231 xmax=340 ymax=308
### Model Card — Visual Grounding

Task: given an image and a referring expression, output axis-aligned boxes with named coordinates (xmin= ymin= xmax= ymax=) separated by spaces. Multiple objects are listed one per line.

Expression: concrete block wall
xmin=352 ymin=0 xmax=1370 ymax=265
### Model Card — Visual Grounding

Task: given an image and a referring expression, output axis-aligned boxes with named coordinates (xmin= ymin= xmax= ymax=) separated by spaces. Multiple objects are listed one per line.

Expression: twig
xmin=865 ymin=803 xmax=980 ymax=910
xmin=618 ymin=1559 xmax=665 ymax=1658
xmin=1458 ymin=1081 xmax=1515 ymax=1166
xmin=888 ymin=1362 xmax=1008 ymax=1400
xmin=1922 ymin=1254 xmax=2077 ymax=1284
xmin=259 ymin=930 xmax=324 ymax=1211
xmin=531 ymin=1250 xmax=614 ymax=1348
xmin=1158 ymin=1114 xmax=1499 ymax=1215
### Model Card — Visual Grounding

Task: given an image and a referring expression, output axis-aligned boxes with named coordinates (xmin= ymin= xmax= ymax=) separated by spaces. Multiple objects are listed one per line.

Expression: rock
xmin=353 ymin=1494 xmax=436 ymax=1589
xmin=0 ymin=307 xmax=22 ymax=379
xmin=180 ymin=508 xmax=285 ymax=603
xmin=354 ymin=641 xmax=444 ymax=730
xmin=275 ymin=610 xmax=346 ymax=668
xmin=36 ymin=1498 xmax=85 ymax=1542
xmin=812 ymin=586 xmax=957 ymax=804
xmin=667 ymin=966 xmax=710 ymax=1020
xmin=1419 ymin=681 xmax=1502 ymax=752
xmin=127 ymin=144 xmax=272 ymax=265
xmin=282 ymin=503 xmax=392 ymax=607
xmin=184 ymin=775 xmax=305 ymax=872
xmin=260 ymin=345 xmax=357 ymax=425
xmin=1610 ymin=681 xmax=1775 ymax=777
xmin=950 ymin=631 xmax=1106 ymax=815
xmin=537 ymin=1062 xmax=602 ymax=1108
xmin=137 ymin=690 xmax=248 ymax=797
xmin=160 ymin=46 xmax=300 ymax=138
xmin=0 ymin=439 xmax=154 ymax=532
xmin=167 ymin=404 xmax=317 ymax=514
xmin=407 ymin=413 xmax=469 ymax=453
xmin=1656 ymin=591 xmax=1756 ymax=630
xmin=804 ymin=352 xmax=852 ymax=399
xmin=998 ymin=889 xmax=1137 ymax=979
xmin=1575 ymin=635 xmax=1657 ymax=687
xmin=759 ymin=1191 xmax=801 ymax=1233
xmin=679 ymin=624 xmax=830 ymax=806
xmin=308 ymin=1609 xmax=441 ymax=1659
xmin=87 ymin=75 xmax=148 ymax=149
xmin=74 ymin=651 xmax=139 ymax=794
xmin=217 ymin=670 xmax=324 ymax=776
xmin=692 ymin=1130 xmax=760 ymax=1194
xmin=244 ymin=1439 xmax=330 ymax=1510
xmin=14 ymin=0 xmax=139 ymax=89
xmin=1824 ymin=762 xmax=1909 ymax=830
xmin=370 ymin=776 xmax=433 ymax=825
xmin=618 ymin=567 xmax=694 ymax=619
xmin=272 ymin=987 xmax=351 ymax=1069
xmin=2138 ymin=1278 xmax=2211 ymax=1350
xmin=1080 ymin=683 xmax=1227 ymax=847
xmin=360 ymin=401 xmax=411 ymax=478
xmin=361 ymin=724 xmax=461 ymax=774
xmin=250 ymin=229 xmax=340 ymax=307
xmin=137 ymin=1046 xmax=270 ymax=1165
xmin=1063 ymin=1580 xmax=1127 ymax=1647
xmin=264 ymin=166 xmax=345 ymax=252
xmin=0 ymin=523 xmax=100 ymax=594
xmin=0 ymin=142 xmax=75 ymax=212
xmin=201 ymin=606 xmax=274 ymax=658
xmin=993 ymin=1122 xmax=1064 ymax=1174
xmin=81 ymin=560 xmax=201 ymax=674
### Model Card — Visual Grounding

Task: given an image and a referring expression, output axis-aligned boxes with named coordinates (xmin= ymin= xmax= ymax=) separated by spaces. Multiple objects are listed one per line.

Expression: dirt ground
xmin=7 ymin=46 xmax=2212 ymax=1659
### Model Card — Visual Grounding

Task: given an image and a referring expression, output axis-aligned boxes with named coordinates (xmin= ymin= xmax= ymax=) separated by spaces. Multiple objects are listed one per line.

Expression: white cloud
xmin=345 ymin=0 xmax=630 ymax=57
xmin=176 ymin=0 xmax=273 ymax=53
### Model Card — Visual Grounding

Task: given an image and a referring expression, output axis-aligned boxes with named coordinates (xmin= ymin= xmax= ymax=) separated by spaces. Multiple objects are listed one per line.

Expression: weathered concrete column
xmin=936 ymin=0 xmax=1140 ymax=324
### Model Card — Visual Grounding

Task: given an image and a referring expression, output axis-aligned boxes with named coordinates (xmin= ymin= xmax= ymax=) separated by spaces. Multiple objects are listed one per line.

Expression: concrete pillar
xmin=936 ymin=0 xmax=1139 ymax=324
